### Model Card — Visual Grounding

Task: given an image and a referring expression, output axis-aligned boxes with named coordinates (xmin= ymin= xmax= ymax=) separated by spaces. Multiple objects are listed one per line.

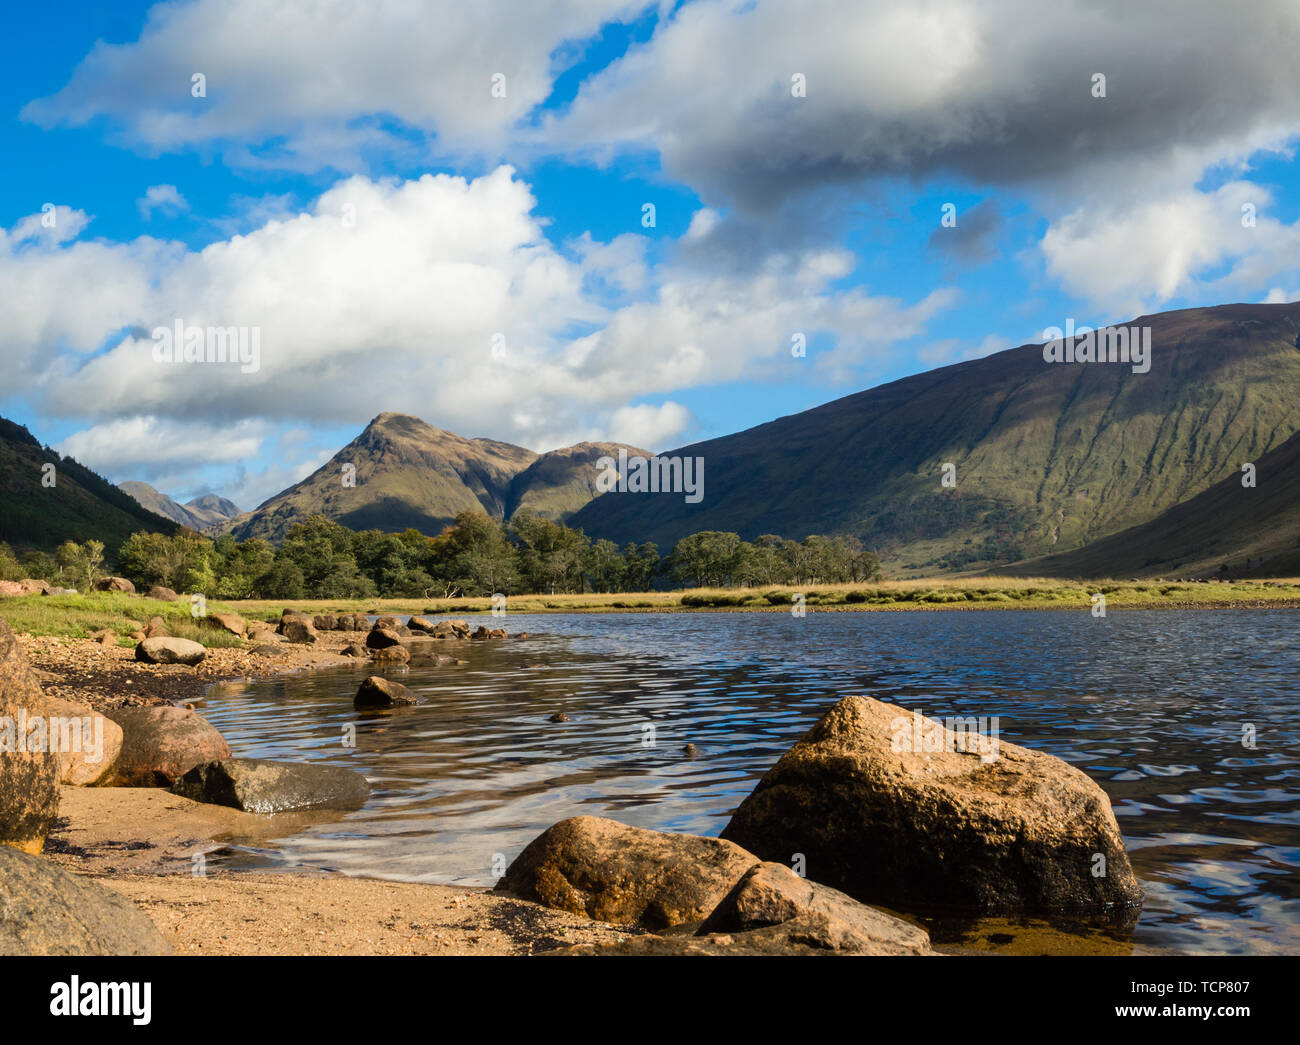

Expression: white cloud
xmin=605 ymin=402 xmax=692 ymax=450
xmin=137 ymin=184 xmax=189 ymax=220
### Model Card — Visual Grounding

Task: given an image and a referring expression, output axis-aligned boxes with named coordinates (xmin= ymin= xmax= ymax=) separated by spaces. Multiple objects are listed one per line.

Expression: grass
xmin=3 ymin=578 xmax=1297 ymax=644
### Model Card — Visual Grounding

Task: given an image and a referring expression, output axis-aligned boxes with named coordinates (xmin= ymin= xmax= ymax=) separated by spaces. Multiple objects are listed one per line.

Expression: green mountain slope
xmin=505 ymin=441 xmax=650 ymax=521
xmin=0 ymin=417 xmax=179 ymax=553
xmin=1001 ymin=428 xmax=1300 ymax=578
xmin=568 ymin=303 xmax=1300 ymax=572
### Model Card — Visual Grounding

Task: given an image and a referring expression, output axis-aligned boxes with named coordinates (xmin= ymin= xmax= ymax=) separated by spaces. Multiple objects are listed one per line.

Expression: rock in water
xmin=495 ymin=815 xmax=759 ymax=929
xmin=171 ymin=758 xmax=370 ymax=813
xmin=103 ymin=705 xmax=232 ymax=786
xmin=697 ymin=861 xmax=935 ymax=955
xmin=365 ymin=627 xmax=403 ymax=649
xmin=0 ymin=845 xmax=171 ymax=955
xmin=354 ymin=675 xmax=417 ymax=707
xmin=134 ymin=637 xmax=207 ymax=666
xmin=0 ymin=617 xmax=60 ymax=852
xmin=721 ymin=696 xmax=1142 ymax=914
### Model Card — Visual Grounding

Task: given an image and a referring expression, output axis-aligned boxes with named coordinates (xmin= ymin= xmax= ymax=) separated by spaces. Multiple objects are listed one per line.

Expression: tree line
xmin=1 ymin=511 xmax=880 ymax=599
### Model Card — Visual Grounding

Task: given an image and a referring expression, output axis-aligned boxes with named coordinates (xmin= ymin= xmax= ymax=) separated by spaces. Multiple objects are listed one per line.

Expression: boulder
xmin=171 ymin=758 xmax=370 ymax=813
xmin=0 ymin=618 xmax=60 ymax=852
xmin=471 ymin=625 xmax=490 ymax=640
xmin=374 ymin=616 xmax=403 ymax=631
xmin=369 ymin=645 xmax=410 ymax=664
xmin=94 ymin=629 xmax=116 ymax=647
xmin=103 ymin=705 xmax=232 ymax=786
xmin=146 ymin=586 xmax=179 ymax=601
xmin=207 ymin=612 xmax=247 ymax=638
xmin=365 ymin=627 xmax=403 ymax=650
xmin=312 ymin=614 xmax=338 ymax=631
xmin=0 ymin=845 xmax=171 ymax=954
xmin=143 ymin=615 xmax=172 ymax=639
xmin=91 ymin=576 xmax=135 ymax=594
xmin=495 ymin=816 xmax=759 ymax=930
xmin=341 ymin=643 xmax=368 ymax=658
xmin=697 ymin=861 xmax=935 ymax=955
xmin=135 ymin=636 xmax=207 ymax=666
xmin=39 ymin=696 xmax=123 ymax=787
xmin=282 ymin=619 xmax=318 ymax=644
xmin=720 ymin=696 xmax=1143 ymax=914
xmin=43 ymin=587 xmax=76 ymax=596
xmin=407 ymin=615 xmax=438 ymax=635
xmin=354 ymin=675 xmax=417 ymax=708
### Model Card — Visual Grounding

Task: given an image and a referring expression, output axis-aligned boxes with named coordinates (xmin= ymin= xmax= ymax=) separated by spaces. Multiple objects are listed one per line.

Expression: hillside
xmin=569 ymin=303 xmax=1300 ymax=573
xmin=224 ymin=414 xmax=642 ymax=542
xmin=1001 ymin=429 xmax=1300 ymax=578
xmin=0 ymin=417 xmax=179 ymax=554
xmin=120 ymin=481 xmax=242 ymax=532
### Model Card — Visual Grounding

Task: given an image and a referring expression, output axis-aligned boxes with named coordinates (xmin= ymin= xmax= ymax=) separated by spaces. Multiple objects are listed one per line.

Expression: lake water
xmin=195 ymin=609 xmax=1300 ymax=955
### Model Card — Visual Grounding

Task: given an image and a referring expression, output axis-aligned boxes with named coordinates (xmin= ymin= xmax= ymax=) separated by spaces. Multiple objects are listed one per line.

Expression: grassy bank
xmin=2 ymin=577 xmax=1298 ymax=644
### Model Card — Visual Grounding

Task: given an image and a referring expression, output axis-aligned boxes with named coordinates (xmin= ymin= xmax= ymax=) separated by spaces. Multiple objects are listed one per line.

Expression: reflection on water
xmin=195 ymin=609 xmax=1300 ymax=955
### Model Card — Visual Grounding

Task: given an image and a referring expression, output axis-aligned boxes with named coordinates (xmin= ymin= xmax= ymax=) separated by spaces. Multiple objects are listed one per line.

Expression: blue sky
xmin=4 ymin=0 xmax=1300 ymax=510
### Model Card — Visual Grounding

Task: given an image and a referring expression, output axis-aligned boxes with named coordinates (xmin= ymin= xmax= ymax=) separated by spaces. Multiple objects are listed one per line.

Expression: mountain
xmin=120 ymin=482 xmax=243 ymax=531
xmin=0 ymin=417 xmax=179 ymax=553
xmin=225 ymin=412 xmax=647 ymax=542
xmin=568 ymin=303 xmax=1300 ymax=573
xmin=1001 ymin=428 xmax=1300 ymax=578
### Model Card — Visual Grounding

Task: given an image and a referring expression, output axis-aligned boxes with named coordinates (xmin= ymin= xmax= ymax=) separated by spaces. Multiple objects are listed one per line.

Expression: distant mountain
xmin=0 ymin=417 xmax=178 ymax=553
xmin=569 ymin=303 xmax=1300 ymax=573
xmin=1002 ymin=429 xmax=1300 ymax=578
xmin=119 ymin=482 xmax=242 ymax=532
xmin=225 ymin=412 xmax=647 ymax=542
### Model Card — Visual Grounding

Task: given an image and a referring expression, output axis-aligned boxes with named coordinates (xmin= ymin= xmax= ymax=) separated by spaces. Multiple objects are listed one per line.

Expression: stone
xmin=0 ymin=845 xmax=171 ymax=955
xmin=354 ymin=675 xmax=417 ymax=708
xmin=207 ymin=612 xmax=247 ymax=638
xmin=495 ymin=815 xmax=759 ymax=930
xmin=103 ymin=705 xmax=232 ymax=786
xmin=39 ymin=696 xmax=123 ymax=787
xmin=91 ymin=576 xmax=136 ymax=593
xmin=95 ymin=630 xmax=116 ymax=647
xmin=549 ymin=712 xmax=571 ymax=723
xmin=407 ymin=615 xmax=438 ymax=634
xmin=720 ymin=696 xmax=1143 ymax=914
xmin=135 ymin=637 xmax=207 ymax=666
xmin=369 ymin=645 xmax=410 ymax=664
xmin=282 ymin=619 xmax=318 ymax=644
xmin=340 ymin=643 xmax=367 ymax=657
xmin=249 ymin=644 xmax=285 ymax=657
xmin=365 ymin=627 xmax=403 ymax=649
xmin=143 ymin=615 xmax=172 ymax=639
xmin=171 ymin=758 xmax=370 ymax=814
xmin=696 ymin=861 xmax=935 ymax=954
xmin=146 ymin=586 xmax=179 ymax=601
xmin=0 ymin=617 xmax=60 ymax=852
xmin=312 ymin=614 xmax=338 ymax=631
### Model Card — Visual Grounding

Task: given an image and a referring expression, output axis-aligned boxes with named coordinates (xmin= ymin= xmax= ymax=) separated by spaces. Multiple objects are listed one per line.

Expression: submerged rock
xmin=104 ymin=705 xmax=232 ymax=786
xmin=0 ymin=845 xmax=171 ymax=955
xmin=495 ymin=815 xmax=759 ymax=930
xmin=171 ymin=757 xmax=370 ymax=813
xmin=354 ymin=675 xmax=417 ymax=707
xmin=721 ymin=696 xmax=1143 ymax=914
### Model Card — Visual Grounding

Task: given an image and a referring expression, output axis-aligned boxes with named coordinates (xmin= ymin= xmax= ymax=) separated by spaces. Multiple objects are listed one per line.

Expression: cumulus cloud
xmin=137 ymin=184 xmax=189 ymax=220
xmin=23 ymin=0 xmax=651 ymax=170
xmin=5 ymin=167 xmax=945 ymax=479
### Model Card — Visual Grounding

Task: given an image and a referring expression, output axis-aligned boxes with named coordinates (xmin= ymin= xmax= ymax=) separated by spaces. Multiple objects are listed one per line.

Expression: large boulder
xmin=91 ymin=576 xmax=135 ymax=593
xmin=0 ymin=845 xmax=171 ymax=955
xmin=135 ymin=636 xmax=206 ymax=666
xmin=495 ymin=816 xmax=759 ymax=930
xmin=282 ymin=619 xmax=317 ymax=644
xmin=406 ymin=615 xmax=438 ymax=635
xmin=312 ymin=614 xmax=338 ymax=632
xmin=354 ymin=675 xmax=417 ymax=708
xmin=103 ymin=705 xmax=232 ymax=786
xmin=697 ymin=861 xmax=935 ymax=955
xmin=368 ymin=645 xmax=410 ymax=665
xmin=721 ymin=696 xmax=1143 ymax=914
xmin=143 ymin=615 xmax=172 ymax=639
xmin=0 ymin=618 xmax=60 ymax=852
xmin=146 ymin=586 xmax=179 ymax=601
xmin=171 ymin=758 xmax=370 ymax=813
